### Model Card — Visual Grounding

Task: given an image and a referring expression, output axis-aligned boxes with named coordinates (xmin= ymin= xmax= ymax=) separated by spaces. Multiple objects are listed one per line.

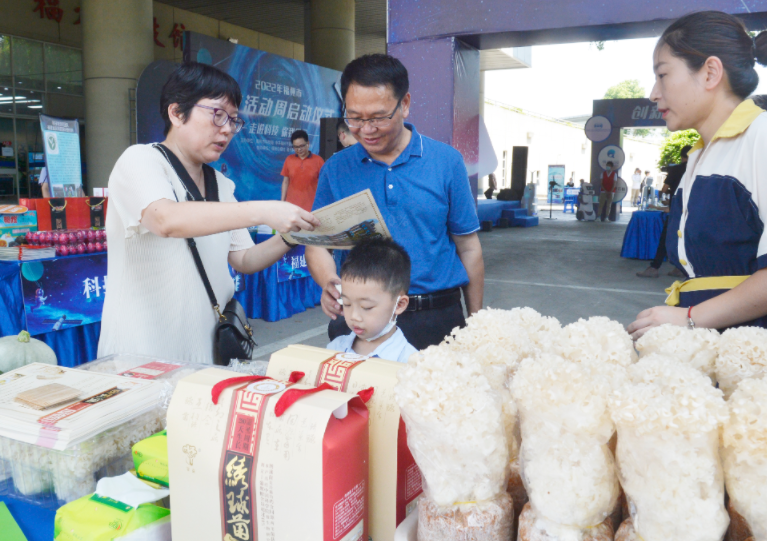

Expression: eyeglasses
xmin=343 ymin=98 xmax=402 ymax=129
xmin=292 ymin=143 xmax=308 ymax=150
xmin=194 ymin=104 xmax=245 ymax=134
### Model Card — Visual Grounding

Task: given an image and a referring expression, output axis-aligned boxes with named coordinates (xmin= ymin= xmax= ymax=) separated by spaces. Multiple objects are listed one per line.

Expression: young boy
xmin=327 ymin=238 xmax=418 ymax=363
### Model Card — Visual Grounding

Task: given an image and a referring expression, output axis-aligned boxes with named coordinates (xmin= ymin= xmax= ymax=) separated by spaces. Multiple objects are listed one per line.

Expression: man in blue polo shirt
xmin=305 ymin=54 xmax=484 ymax=350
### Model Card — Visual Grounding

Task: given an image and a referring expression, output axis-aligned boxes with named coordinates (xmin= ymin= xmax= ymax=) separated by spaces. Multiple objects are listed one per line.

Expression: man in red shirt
xmin=598 ymin=160 xmax=617 ymax=222
xmin=281 ymin=130 xmax=325 ymax=211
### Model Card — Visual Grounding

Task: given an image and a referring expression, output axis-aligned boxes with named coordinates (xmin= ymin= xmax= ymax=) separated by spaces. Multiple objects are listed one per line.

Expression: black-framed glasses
xmin=195 ymin=104 xmax=245 ymax=134
xmin=343 ymin=98 xmax=402 ymax=129
xmin=292 ymin=142 xmax=308 ymax=150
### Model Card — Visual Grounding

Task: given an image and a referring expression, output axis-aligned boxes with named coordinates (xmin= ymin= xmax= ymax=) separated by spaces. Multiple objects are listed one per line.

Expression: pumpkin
xmin=0 ymin=331 xmax=57 ymax=374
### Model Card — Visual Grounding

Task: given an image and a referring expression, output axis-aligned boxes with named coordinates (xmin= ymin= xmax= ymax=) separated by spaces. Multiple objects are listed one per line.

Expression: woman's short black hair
xmin=340 ymin=238 xmax=411 ymax=296
xmin=657 ymin=11 xmax=767 ymax=99
xmin=160 ymin=62 xmax=242 ymax=136
xmin=340 ymin=54 xmax=409 ymax=102
xmin=753 ymin=94 xmax=767 ymax=110
xmin=291 ymin=130 xmax=309 ymax=143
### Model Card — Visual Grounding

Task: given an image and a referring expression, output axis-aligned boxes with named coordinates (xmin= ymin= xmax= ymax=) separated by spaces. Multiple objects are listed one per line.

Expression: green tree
xmin=604 ymin=79 xmax=645 ymax=100
xmin=658 ymin=130 xmax=700 ymax=167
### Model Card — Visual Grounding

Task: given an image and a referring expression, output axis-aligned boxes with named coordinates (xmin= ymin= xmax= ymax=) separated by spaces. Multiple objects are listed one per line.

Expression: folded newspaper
xmin=281 ymin=189 xmax=392 ymax=249
xmin=0 ymin=363 xmax=161 ymax=450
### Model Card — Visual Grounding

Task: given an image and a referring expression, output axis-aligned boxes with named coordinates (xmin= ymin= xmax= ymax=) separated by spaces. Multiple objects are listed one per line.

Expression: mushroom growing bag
xmin=610 ymin=355 xmax=729 ymax=541
xmin=512 ymin=355 xmax=620 ymax=541
xmin=395 ymin=345 xmax=512 ymax=540
xmin=722 ymin=378 xmax=767 ymax=541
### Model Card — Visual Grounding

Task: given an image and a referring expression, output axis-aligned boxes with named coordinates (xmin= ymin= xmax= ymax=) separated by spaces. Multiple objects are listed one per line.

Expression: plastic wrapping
xmin=417 ymin=493 xmax=514 ymax=541
xmin=227 ymin=358 xmax=269 ymax=376
xmin=78 ymin=354 xmax=220 ymax=425
xmin=0 ymin=354 xmax=216 ymax=507
xmin=722 ymin=378 xmax=767 ymax=541
xmin=0 ymin=408 xmax=161 ymax=505
xmin=395 ymin=345 xmax=509 ymax=507
xmin=517 ymin=502 xmax=614 ymax=541
xmin=512 ymin=355 xmax=620 ymax=539
xmin=715 ymin=326 xmax=767 ymax=398
xmin=635 ymin=324 xmax=719 ymax=383
xmin=610 ymin=356 xmax=728 ymax=541
xmin=615 ymin=426 xmax=728 ymax=541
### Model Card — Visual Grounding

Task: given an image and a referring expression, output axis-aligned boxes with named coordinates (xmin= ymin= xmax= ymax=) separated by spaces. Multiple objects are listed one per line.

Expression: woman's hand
xmin=627 ymin=305 xmax=688 ymax=340
xmin=256 ymin=202 xmax=321 ymax=234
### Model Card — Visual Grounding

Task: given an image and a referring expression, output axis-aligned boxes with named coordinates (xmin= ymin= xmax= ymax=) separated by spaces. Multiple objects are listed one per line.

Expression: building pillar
xmin=389 ymin=37 xmax=480 ymax=200
xmin=308 ymin=0 xmax=354 ymax=71
xmin=479 ymin=70 xmax=486 ymax=118
xmin=82 ymin=0 xmax=153 ymax=190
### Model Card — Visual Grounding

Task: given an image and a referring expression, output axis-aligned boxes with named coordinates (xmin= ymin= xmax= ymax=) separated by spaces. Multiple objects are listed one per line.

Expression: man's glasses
xmin=195 ymin=104 xmax=245 ymax=134
xmin=343 ymin=98 xmax=402 ymax=129
xmin=293 ymin=143 xmax=308 ymax=150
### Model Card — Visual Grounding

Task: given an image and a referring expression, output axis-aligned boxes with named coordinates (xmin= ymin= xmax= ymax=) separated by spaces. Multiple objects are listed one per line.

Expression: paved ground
xmin=249 ymin=205 xmax=676 ymax=360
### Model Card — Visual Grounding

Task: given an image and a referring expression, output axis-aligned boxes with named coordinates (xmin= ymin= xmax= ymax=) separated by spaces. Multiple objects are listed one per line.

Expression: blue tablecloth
xmin=0 ymin=489 xmax=55 ymax=541
xmin=0 ymin=240 xmax=321 ymax=364
xmin=621 ymin=210 xmax=666 ymax=259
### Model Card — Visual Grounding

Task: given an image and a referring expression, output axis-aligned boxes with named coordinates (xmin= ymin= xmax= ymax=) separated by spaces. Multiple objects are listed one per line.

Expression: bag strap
xmin=153 ymin=144 xmax=224 ymax=321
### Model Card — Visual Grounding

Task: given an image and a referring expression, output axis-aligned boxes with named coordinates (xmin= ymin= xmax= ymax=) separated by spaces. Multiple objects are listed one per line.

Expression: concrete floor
xmin=249 ymin=206 xmax=676 ymax=360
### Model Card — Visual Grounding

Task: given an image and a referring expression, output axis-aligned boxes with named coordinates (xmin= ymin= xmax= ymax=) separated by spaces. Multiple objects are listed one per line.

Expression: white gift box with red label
xmin=267 ymin=345 xmax=424 ymax=541
xmin=167 ymin=367 xmax=369 ymax=541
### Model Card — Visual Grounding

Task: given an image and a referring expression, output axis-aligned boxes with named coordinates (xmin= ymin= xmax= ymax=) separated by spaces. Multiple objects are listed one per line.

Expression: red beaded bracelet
xmin=687 ymin=306 xmax=695 ymax=329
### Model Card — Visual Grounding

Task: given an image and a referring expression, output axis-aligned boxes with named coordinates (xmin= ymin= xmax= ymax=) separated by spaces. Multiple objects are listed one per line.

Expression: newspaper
xmin=282 ymin=189 xmax=391 ymax=249
xmin=0 ymin=363 xmax=160 ymax=450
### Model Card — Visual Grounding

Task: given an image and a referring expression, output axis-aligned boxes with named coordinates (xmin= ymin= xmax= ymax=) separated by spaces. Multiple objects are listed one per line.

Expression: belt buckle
xmin=416 ymin=296 xmax=424 ymax=311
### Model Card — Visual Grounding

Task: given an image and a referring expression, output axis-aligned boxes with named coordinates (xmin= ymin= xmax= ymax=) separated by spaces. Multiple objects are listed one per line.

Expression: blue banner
xmin=277 ymin=245 xmax=311 ymax=283
xmin=20 ymin=254 xmax=107 ymax=335
xmin=137 ymin=32 xmax=343 ymax=203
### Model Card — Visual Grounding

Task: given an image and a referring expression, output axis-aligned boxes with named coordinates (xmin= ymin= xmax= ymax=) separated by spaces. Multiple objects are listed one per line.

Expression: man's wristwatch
xmin=687 ymin=306 xmax=695 ymax=329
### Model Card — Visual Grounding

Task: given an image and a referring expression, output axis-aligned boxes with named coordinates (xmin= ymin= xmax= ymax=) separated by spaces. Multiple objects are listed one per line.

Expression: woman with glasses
xmin=98 ymin=62 xmax=320 ymax=363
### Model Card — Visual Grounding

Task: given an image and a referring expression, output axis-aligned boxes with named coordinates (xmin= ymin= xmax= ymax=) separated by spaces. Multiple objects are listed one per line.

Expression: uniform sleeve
xmin=447 ymin=154 xmax=480 ymax=235
xmin=218 ymin=174 xmax=256 ymax=253
xmin=312 ymin=161 xmax=335 ymax=211
xmin=108 ymin=146 xmax=178 ymax=238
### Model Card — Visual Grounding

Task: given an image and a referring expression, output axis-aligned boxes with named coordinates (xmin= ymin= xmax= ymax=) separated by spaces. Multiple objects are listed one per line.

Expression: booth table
xmin=620 ymin=210 xmax=666 ymax=260
xmin=0 ymin=235 xmax=321 ymax=367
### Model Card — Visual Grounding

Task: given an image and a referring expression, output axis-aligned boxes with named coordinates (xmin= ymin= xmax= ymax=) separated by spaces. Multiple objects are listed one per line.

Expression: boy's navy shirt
xmin=313 ymin=123 xmax=480 ymax=294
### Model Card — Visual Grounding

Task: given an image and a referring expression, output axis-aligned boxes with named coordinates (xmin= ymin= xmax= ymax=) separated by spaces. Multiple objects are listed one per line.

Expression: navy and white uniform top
xmin=667 ymin=99 xmax=767 ymax=327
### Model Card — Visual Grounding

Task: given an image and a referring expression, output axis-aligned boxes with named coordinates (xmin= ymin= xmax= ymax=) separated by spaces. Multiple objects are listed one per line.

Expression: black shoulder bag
xmin=154 ymin=144 xmax=257 ymax=364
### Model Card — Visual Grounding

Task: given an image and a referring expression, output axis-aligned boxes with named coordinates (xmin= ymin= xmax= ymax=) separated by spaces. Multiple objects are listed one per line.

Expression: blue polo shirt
xmin=313 ymin=123 xmax=479 ymax=294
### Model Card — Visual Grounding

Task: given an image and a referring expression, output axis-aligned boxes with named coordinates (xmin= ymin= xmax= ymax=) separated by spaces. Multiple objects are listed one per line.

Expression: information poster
xmin=136 ymin=32 xmax=343 ymax=203
xmin=547 ymin=165 xmax=566 ymax=204
xmin=20 ymin=254 xmax=107 ymax=335
xmin=39 ymin=115 xmax=83 ymax=197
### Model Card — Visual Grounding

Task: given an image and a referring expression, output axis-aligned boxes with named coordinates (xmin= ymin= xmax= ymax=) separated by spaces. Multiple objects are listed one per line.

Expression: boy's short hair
xmin=340 ymin=238 xmax=411 ymax=296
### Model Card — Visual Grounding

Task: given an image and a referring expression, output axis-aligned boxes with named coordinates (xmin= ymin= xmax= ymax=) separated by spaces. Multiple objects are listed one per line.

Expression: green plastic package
xmin=54 ymin=494 xmax=169 ymax=541
xmin=132 ymin=430 xmax=169 ymax=487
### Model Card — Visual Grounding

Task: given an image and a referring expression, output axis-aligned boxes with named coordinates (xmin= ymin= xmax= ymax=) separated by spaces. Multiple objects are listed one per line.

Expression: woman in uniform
xmin=628 ymin=11 xmax=767 ymax=339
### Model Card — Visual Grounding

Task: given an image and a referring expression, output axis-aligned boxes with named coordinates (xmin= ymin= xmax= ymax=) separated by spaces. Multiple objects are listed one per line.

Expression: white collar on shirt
xmin=333 ymin=327 xmax=411 ymax=361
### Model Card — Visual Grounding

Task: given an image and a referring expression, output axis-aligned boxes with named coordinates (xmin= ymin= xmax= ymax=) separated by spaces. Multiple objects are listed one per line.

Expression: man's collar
xmin=691 ymin=99 xmax=764 ymax=153
xmin=356 ymin=123 xmax=423 ymax=163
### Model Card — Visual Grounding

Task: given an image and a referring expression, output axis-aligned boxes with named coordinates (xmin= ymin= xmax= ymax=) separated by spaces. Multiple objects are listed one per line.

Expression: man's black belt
xmin=405 ymin=288 xmax=462 ymax=312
